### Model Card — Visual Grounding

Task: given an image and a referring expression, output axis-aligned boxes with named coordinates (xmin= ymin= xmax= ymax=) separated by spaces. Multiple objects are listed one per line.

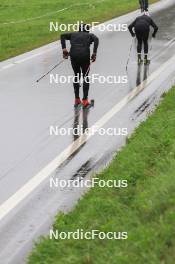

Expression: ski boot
xmin=74 ymin=98 xmax=82 ymax=108
xmin=137 ymin=54 xmax=143 ymax=65
xmin=82 ymin=99 xmax=90 ymax=108
xmin=144 ymin=55 xmax=150 ymax=65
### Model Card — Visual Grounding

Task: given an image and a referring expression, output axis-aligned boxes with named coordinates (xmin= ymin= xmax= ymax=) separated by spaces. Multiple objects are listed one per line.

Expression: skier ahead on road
xmin=128 ymin=13 xmax=158 ymax=65
xmin=139 ymin=0 xmax=149 ymax=12
xmin=61 ymin=24 xmax=99 ymax=108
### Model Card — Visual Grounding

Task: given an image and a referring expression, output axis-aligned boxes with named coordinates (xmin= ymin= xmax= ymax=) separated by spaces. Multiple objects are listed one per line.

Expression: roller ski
xmin=138 ymin=58 xmax=143 ymax=65
xmin=137 ymin=54 xmax=143 ymax=65
xmin=144 ymin=55 xmax=150 ymax=65
xmin=144 ymin=59 xmax=150 ymax=65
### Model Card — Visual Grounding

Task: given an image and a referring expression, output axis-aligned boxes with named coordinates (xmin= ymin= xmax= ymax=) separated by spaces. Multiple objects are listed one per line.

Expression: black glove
xmin=132 ymin=33 xmax=136 ymax=38
xmin=63 ymin=49 xmax=69 ymax=59
xmin=91 ymin=53 xmax=96 ymax=62
xmin=152 ymin=33 xmax=156 ymax=38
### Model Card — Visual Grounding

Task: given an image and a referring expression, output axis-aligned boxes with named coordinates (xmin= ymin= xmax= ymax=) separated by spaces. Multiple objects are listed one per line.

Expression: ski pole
xmin=36 ymin=59 xmax=65 ymax=83
xmin=126 ymin=38 xmax=134 ymax=71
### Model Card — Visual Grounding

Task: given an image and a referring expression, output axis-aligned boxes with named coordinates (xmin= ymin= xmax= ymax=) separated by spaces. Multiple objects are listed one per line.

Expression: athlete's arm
xmin=128 ymin=19 xmax=136 ymax=37
xmin=90 ymin=34 xmax=99 ymax=54
xmin=60 ymin=33 xmax=71 ymax=59
xmin=150 ymin=19 xmax=158 ymax=37
xmin=60 ymin=33 xmax=72 ymax=49
xmin=89 ymin=34 xmax=99 ymax=62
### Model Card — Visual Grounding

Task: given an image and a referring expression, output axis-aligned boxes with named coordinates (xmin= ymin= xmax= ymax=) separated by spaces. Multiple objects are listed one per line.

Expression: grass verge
xmin=0 ymin=0 xmax=158 ymax=61
xmin=28 ymin=86 xmax=175 ymax=264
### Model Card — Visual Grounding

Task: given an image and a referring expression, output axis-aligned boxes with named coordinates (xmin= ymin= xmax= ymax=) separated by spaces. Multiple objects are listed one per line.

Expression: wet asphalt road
xmin=0 ymin=0 xmax=175 ymax=263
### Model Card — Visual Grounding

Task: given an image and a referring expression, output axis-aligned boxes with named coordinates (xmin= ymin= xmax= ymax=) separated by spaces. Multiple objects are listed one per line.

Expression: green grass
xmin=28 ymin=86 xmax=175 ymax=264
xmin=0 ymin=0 xmax=158 ymax=61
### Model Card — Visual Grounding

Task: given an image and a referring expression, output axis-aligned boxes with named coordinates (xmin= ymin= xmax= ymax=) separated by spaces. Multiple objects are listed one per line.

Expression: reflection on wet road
xmin=0 ymin=1 xmax=175 ymax=263
xmin=136 ymin=64 xmax=149 ymax=86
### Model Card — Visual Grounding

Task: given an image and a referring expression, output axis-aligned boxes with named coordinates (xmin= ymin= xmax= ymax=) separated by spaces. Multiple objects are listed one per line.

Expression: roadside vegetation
xmin=28 ymin=86 xmax=175 ymax=264
xmin=0 ymin=0 xmax=158 ymax=61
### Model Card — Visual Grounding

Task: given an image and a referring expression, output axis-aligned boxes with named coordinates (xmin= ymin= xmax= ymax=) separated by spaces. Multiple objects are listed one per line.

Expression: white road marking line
xmin=0 ymin=0 xmax=141 ymax=72
xmin=1 ymin=64 xmax=14 ymax=70
xmin=15 ymin=49 xmax=56 ymax=64
xmin=0 ymin=0 xmax=105 ymax=71
xmin=0 ymin=53 xmax=175 ymax=222
xmin=0 ymin=0 xmax=162 ymax=72
xmin=0 ymin=47 xmax=57 ymax=72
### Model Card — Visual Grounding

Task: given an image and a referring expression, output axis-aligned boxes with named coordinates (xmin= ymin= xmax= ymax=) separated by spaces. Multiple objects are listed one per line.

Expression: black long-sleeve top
xmin=61 ymin=32 xmax=99 ymax=58
xmin=128 ymin=15 xmax=158 ymax=36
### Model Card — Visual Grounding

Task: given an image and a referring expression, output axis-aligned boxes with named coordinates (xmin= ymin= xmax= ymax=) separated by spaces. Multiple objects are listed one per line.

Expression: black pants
xmin=71 ymin=57 xmax=90 ymax=99
xmin=139 ymin=0 xmax=148 ymax=11
xmin=135 ymin=26 xmax=149 ymax=54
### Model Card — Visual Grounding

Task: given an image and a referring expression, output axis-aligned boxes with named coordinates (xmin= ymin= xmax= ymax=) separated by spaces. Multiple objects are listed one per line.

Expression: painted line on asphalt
xmin=1 ymin=64 xmax=14 ymax=70
xmin=1 ymin=35 xmax=174 ymax=72
xmin=0 ymin=48 xmax=58 ymax=72
xmin=0 ymin=0 xmax=106 ymax=71
xmin=0 ymin=52 xmax=175 ymax=222
xmin=0 ymin=0 xmax=163 ymax=72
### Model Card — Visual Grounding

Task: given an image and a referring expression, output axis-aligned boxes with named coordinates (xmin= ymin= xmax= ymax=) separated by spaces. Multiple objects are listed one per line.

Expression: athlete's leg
xmin=136 ymin=36 xmax=143 ymax=54
xmin=144 ymin=0 xmax=149 ymax=11
xmin=139 ymin=0 xmax=144 ymax=12
xmin=71 ymin=58 xmax=81 ymax=99
xmin=143 ymin=31 xmax=149 ymax=54
xmin=135 ymin=27 xmax=144 ymax=64
xmin=143 ymin=31 xmax=150 ymax=64
xmin=81 ymin=60 xmax=90 ymax=100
